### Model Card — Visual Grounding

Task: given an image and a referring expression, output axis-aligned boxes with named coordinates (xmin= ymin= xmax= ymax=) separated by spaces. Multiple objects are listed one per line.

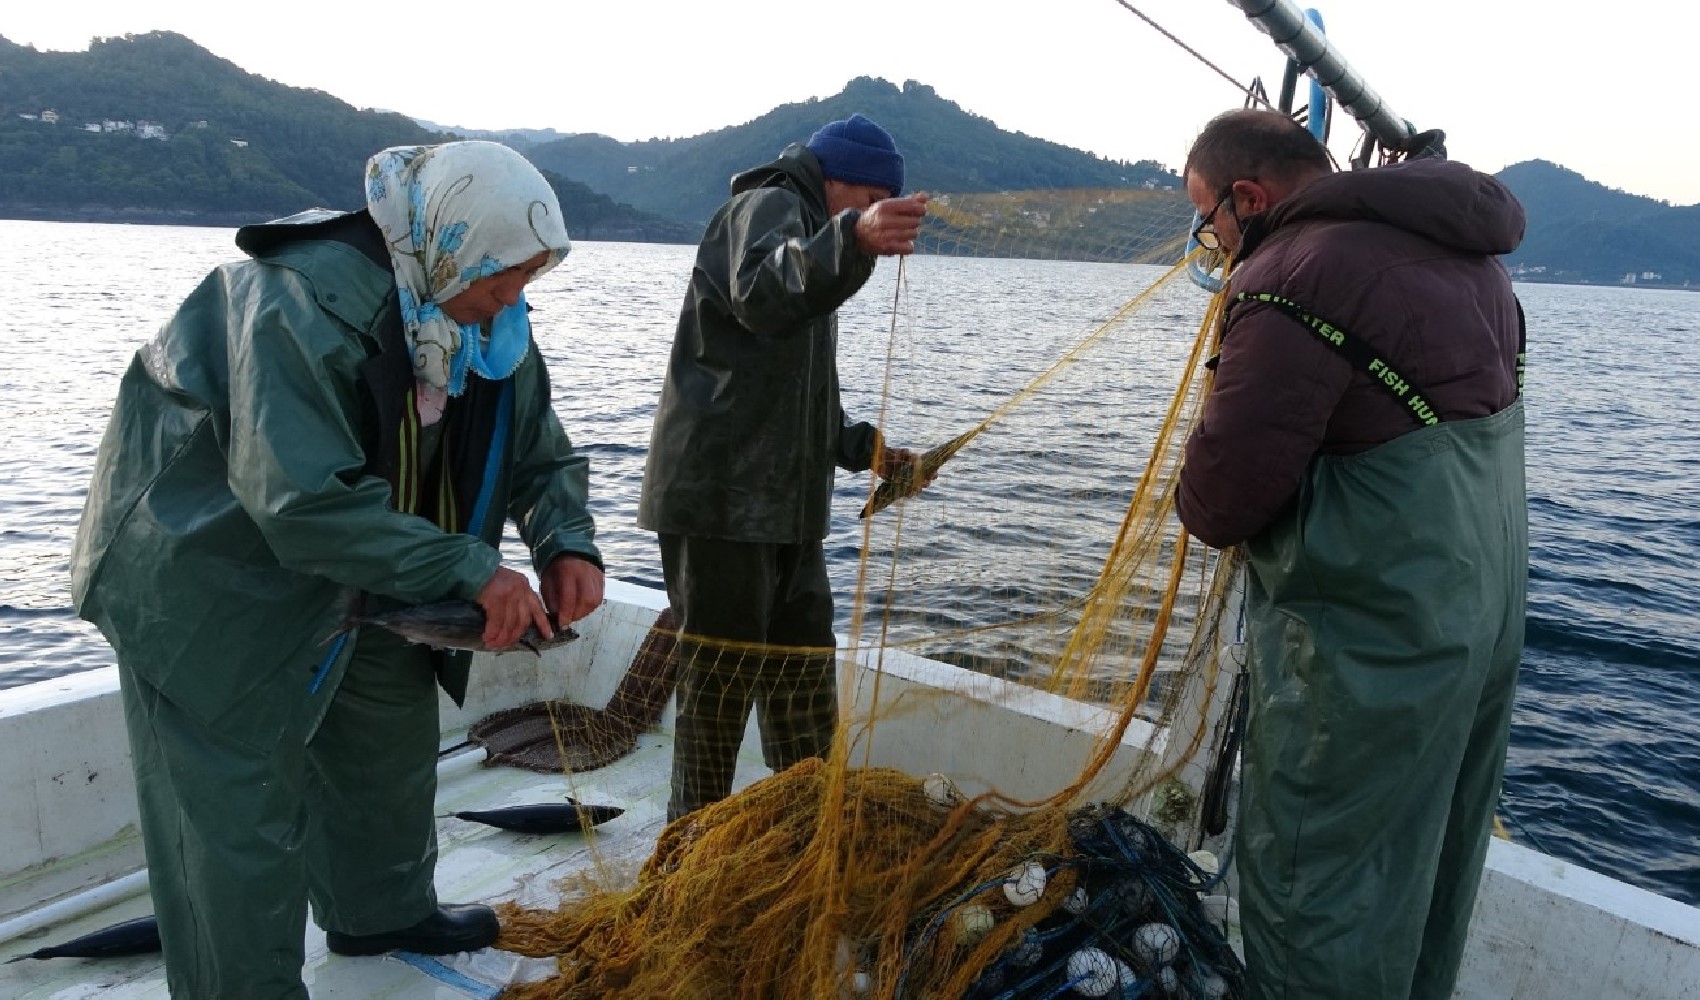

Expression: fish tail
xmin=321 ymin=589 xmax=367 ymax=647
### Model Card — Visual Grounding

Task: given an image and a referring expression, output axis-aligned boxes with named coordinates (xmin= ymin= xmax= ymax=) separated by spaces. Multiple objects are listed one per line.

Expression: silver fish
xmin=451 ymin=801 xmax=625 ymax=834
xmin=353 ymin=600 xmax=579 ymax=653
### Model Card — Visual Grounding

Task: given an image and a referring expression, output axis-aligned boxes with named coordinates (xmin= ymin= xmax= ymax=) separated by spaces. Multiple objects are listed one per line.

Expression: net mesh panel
xmin=487 ymin=190 xmax=1248 ymax=999
xmin=918 ymin=189 xmax=1196 ymax=265
xmin=468 ymin=608 xmax=679 ymax=773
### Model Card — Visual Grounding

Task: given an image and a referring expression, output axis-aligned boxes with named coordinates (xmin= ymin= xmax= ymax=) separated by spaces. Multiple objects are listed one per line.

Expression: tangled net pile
xmin=500 ymin=766 xmax=1241 ymax=999
xmin=489 ymin=186 xmax=1247 ymax=998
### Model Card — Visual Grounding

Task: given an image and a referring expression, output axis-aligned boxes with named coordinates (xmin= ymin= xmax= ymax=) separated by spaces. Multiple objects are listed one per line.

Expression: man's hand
xmin=855 ymin=193 xmax=930 ymax=256
xmin=475 ymin=566 xmax=552 ymax=650
xmin=875 ymin=446 xmax=917 ymax=481
xmin=874 ymin=446 xmax=936 ymax=492
xmin=541 ymin=555 xmax=605 ymax=627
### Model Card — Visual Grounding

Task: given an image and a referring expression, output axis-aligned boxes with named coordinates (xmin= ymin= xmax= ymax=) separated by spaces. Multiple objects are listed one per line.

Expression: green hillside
xmin=1494 ymin=160 xmax=1700 ymax=286
xmin=524 ymin=77 xmax=1178 ymax=227
xmin=4 ymin=32 xmax=1697 ymax=282
xmin=0 ymin=32 xmax=693 ymax=240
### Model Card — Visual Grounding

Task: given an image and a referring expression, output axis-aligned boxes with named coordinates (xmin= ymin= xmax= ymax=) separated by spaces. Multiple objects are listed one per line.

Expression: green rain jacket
xmin=71 ymin=210 xmax=600 ymax=747
xmin=637 ymin=144 xmax=881 ymax=543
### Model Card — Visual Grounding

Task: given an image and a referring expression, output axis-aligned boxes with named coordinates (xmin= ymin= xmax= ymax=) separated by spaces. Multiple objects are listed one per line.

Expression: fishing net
xmin=915 ymin=189 xmax=1197 ymax=264
xmin=468 ymin=609 xmax=680 ymax=773
xmin=476 ymin=188 xmax=1247 ymax=998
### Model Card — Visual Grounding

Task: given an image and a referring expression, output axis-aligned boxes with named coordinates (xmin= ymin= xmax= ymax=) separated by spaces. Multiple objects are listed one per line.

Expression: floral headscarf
xmin=364 ymin=141 xmax=570 ymax=398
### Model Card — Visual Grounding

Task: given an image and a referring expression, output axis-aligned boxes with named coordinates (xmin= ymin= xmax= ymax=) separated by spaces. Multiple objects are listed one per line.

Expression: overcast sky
xmin=6 ymin=0 xmax=1694 ymax=205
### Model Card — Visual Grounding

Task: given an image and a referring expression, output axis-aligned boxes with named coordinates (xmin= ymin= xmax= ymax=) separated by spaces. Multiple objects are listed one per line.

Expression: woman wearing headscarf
xmin=71 ymin=141 xmax=604 ymax=998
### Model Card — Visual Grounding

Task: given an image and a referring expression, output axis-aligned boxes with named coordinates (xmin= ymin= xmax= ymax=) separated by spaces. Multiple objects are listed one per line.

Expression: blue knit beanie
xmin=806 ymin=114 xmax=905 ymax=197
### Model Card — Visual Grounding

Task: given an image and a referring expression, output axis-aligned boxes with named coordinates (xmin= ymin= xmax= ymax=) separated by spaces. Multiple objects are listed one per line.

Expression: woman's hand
xmin=541 ymin=555 xmax=605 ymax=627
xmin=475 ymin=566 xmax=552 ymax=649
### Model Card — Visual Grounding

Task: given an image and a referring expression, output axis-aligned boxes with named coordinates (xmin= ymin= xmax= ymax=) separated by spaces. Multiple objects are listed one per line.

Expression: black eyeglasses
xmin=1192 ymin=186 xmax=1237 ymax=251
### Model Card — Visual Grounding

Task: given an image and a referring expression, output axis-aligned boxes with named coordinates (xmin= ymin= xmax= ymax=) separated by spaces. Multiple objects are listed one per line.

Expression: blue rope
xmin=392 ymin=951 xmax=502 ymax=998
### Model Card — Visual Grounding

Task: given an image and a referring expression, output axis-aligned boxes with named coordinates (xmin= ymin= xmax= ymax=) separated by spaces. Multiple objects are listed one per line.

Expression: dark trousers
xmin=658 ymin=534 xmax=839 ymax=822
xmin=120 ymin=629 xmax=441 ymax=999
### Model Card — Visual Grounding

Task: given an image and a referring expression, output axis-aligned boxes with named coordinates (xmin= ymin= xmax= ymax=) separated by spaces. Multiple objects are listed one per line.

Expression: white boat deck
xmin=0 ymin=713 xmax=783 ymax=998
xmin=2 ymin=581 xmax=1697 ymax=998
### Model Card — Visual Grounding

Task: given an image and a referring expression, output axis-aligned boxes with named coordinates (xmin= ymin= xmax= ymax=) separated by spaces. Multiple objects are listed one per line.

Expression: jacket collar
xmin=730 ymin=144 xmax=829 ymax=219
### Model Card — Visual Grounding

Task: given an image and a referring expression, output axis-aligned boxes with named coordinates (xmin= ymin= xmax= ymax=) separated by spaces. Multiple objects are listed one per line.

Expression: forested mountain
xmin=415 ymin=119 xmax=570 ymax=148
xmin=3 ymin=32 xmax=1697 ymax=284
xmin=0 ymin=32 xmax=694 ymax=240
xmin=1493 ymin=160 xmax=1700 ymax=286
xmin=523 ymin=76 xmax=1178 ymax=227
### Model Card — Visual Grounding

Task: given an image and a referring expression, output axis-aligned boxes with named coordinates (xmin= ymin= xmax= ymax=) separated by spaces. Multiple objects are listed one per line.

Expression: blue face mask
xmin=447 ymin=293 xmax=530 ymax=395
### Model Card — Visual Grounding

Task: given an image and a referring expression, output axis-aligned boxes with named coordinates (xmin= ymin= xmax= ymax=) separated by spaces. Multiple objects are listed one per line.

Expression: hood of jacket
xmin=730 ymin=144 xmax=831 ymax=214
xmin=1243 ymin=158 xmax=1526 ymax=259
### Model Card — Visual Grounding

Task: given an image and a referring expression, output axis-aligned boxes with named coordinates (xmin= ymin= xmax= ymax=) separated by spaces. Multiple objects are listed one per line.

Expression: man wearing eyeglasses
xmin=1175 ymin=109 xmax=1528 ymax=1000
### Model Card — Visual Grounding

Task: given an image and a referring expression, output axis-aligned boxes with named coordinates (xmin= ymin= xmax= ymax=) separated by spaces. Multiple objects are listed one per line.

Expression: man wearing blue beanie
xmin=806 ymin=113 xmax=906 ymax=197
xmin=639 ymin=115 xmax=933 ymax=821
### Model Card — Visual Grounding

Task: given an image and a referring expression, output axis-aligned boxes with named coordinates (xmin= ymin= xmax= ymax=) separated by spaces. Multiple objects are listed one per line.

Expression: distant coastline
xmin=0 ymin=204 xmax=700 ymax=244
xmin=1 ymin=203 xmax=274 ymax=228
xmin=1511 ymin=275 xmax=1699 ymax=293
xmin=5 ymin=211 xmax=1692 ymax=293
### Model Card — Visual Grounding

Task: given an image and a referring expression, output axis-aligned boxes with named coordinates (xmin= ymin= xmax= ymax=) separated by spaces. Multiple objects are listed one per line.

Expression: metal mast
xmin=1229 ymin=0 xmax=1418 ymax=151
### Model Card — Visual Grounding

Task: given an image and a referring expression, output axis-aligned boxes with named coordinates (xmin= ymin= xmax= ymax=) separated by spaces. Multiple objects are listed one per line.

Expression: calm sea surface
xmin=2 ymin=220 xmax=1696 ymax=907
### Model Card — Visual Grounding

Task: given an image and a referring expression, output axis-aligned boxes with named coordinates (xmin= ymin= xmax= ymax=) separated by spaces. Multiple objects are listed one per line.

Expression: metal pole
xmin=1228 ymin=0 xmax=1416 ymax=150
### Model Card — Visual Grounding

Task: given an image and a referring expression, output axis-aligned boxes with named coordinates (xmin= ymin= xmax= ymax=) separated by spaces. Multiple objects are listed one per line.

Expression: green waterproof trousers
xmin=658 ymin=534 xmax=839 ymax=822
xmin=1236 ymin=402 xmax=1527 ymax=1000
xmin=120 ymin=629 xmax=441 ymax=999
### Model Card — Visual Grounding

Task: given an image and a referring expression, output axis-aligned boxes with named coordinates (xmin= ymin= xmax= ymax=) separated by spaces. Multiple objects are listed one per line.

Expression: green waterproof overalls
xmin=1237 ymin=399 xmax=1527 ymax=1000
xmin=72 ymin=211 xmax=600 ymax=999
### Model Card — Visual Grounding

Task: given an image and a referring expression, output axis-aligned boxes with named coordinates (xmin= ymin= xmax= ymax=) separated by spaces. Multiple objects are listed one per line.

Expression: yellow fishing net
xmin=491 ymin=192 xmax=1247 ymax=999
